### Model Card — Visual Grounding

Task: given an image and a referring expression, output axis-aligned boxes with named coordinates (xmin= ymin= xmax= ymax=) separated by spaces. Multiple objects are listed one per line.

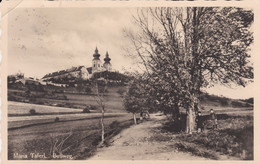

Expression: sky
xmin=8 ymin=8 xmax=136 ymax=77
xmin=7 ymin=7 xmax=254 ymax=99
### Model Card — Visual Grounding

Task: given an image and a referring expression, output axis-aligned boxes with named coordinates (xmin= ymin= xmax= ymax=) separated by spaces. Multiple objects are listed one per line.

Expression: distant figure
xmin=210 ymin=109 xmax=218 ymax=129
xmin=140 ymin=112 xmax=144 ymax=121
xmin=196 ymin=111 xmax=203 ymax=133
xmin=140 ymin=111 xmax=150 ymax=121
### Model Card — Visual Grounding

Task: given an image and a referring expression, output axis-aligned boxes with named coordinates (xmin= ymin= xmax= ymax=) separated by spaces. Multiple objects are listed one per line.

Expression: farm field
xmin=8 ymin=101 xmax=133 ymax=160
xmin=8 ymin=86 xmax=126 ymax=113
xmin=9 ymin=113 xmax=127 ymax=129
xmin=7 ymin=98 xmax=253 ymax=160
xmin=8 ymin=101 xmax=83 ymax=115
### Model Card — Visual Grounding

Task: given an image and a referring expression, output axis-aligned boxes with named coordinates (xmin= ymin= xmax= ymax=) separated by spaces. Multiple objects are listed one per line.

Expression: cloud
xmin=8 ymin=8 xmax=135 ymax=78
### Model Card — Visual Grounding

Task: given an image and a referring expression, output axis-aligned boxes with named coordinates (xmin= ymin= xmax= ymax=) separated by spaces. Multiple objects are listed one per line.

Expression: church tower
xmin=103 ymin=51 xmax=112 ymax=71
xmin=92 ymin=47 xmax=102 ymax=72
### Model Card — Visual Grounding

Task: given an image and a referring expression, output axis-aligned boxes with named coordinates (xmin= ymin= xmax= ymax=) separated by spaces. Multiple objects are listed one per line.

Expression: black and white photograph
xmin=2 ymin=1 xmax=257 ymax=162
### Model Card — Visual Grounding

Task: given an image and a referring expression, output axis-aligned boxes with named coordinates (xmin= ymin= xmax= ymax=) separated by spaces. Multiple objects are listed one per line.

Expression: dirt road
xmin=89 ymin=114 xmax=205 ymax=160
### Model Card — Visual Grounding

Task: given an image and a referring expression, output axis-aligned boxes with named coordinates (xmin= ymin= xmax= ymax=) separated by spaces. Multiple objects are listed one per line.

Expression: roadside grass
xmin=161 ymin=113 xmax=253 ymax=160
xmin=8 ymin=114 xmax=127 ymax=130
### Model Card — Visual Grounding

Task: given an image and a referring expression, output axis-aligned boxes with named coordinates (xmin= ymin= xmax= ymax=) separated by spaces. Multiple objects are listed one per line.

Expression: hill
xmin=8 ymin=82 xmax=127 ymax=114
xmin=199 ymin=92 xmax=253 ymax=109
xmin=8 ymin=71 xmax=253 ymax=113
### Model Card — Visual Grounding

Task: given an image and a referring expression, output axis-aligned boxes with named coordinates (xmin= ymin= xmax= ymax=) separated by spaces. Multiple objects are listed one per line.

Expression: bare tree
xmin=94 ymin=78 xmax=107 ymax=144
xmin=125 ymin=7 xmax=253 ymax=133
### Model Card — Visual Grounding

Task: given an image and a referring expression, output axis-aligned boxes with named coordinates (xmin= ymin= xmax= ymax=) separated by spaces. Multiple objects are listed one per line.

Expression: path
xmin=89 ymin=114 xmax=205 ymax=160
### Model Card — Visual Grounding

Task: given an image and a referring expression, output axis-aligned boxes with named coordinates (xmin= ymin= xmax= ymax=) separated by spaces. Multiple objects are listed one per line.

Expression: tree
xmin=94 ymin=78 xmax=108 ymax=144
xmin=123 ymin=73 xmax=158 ymax=124
xmin=124 ymin=79 xmax=141 ymax=124
xmin=125 ymin=7 xmax=253 ymax=133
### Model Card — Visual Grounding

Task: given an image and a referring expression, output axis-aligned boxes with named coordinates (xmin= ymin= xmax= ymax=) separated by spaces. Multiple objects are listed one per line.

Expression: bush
xmin=55 ymin=117 xmax=60 ymax=122
xmin=83 ymin=108 xmax=91 ymax=113
xmin=29 ymin=109 xmax=36 ymax=115
xmin=89 ymin=105 xmax=97 ymax=110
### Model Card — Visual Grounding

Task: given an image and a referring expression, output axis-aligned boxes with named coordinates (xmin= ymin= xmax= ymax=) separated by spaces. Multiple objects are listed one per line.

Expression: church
xmin=42 ymin=47 xmax=113 ymax=81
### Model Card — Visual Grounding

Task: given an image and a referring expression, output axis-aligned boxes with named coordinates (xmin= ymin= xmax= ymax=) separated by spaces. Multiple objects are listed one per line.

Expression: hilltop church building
xmin=42 ymin=47 xmax=113 ymax=81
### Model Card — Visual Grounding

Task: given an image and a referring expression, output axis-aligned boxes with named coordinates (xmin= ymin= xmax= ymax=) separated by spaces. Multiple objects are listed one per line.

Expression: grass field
xmin=8 ymin=86 xmax=125 ymax=113
xmin=160 ymin=107 xmax=253 ymax=160
xmin=7 ymin=86 xmax=254 ymax=160
xmin=8 ymin=101 xmax=83 ymax=115
xmin=8 ymin=109 xmax=133 ymax=160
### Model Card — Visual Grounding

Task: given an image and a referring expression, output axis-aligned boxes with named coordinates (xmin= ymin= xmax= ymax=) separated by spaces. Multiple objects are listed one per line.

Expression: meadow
xmin=8 ymin=104 xmax=133 ymax=160
xmin=160 ymin=108 xmax=253 ymax=160
xmin=7 ymin=84 xmax=254 ymax=160
xmin=8 ymin=86 xmax=125 ymax=113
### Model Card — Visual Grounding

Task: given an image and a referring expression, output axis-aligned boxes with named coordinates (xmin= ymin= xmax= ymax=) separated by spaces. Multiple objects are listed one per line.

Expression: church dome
xmin=93 ymin=47 xmax=101 ymax=60
xmin=104 ymin=51 xmax=111 ymax=63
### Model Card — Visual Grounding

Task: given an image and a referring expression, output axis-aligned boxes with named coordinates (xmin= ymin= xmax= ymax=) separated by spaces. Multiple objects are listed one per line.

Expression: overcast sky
xmin=7 ymin=7 xmax=254 ymax=99
xmin=8 ymin=8 xmax=136 ymax=77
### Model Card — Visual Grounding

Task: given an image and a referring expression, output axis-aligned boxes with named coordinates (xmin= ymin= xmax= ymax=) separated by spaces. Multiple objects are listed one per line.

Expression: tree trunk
xmin=133 ymin=113 xmax=137 ymax=125
xmin=100 ymin=106 xmax=105 ymax=143
xmin=186 ymin=103 xmax=196 ymax=134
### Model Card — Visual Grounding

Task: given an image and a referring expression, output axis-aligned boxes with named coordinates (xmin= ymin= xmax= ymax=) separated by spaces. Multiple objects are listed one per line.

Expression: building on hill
xmin=42 ymin=47 xmax=113 ymax=82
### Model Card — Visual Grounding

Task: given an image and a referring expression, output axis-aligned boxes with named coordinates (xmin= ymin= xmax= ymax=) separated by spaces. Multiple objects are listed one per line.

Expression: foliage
xmin=92 ymin=71 xmax=131 ymax=84
xmin=162 ymin=113 xmax=253 ymax=159
xmin=83 ymin=108 xmax=91 ymax=113
xmin=54 ymin=117 xmax=60 ymax=122
xmin=29 ymin=109 xmax=36 ymax=115
xmin=123 ymin=73 xmax=158 ymax=114
xmin=125 ymin=7 xmax=253 ymax=133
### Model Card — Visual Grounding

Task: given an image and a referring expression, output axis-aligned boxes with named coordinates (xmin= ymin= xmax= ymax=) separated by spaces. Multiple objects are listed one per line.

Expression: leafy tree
xmin=123 ymin=73 xmax=157 ymax=124
xmin=125 ymin=7 xmax=253 ymax=133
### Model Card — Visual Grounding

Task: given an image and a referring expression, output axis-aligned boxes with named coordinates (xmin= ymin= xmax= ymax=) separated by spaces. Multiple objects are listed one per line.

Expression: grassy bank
xmin=8 ymin=114 xmax=134 ymax=160
xmin=161 ymin=113 xmax=253 ymax=160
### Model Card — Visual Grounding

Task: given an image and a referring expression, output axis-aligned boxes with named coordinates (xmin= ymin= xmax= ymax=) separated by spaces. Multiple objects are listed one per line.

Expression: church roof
xmin=42 ymin=66 xmax=86 ymax=79
xmin=86 ymin=67 xmax=92 ymax=74
xmin=104 ymin=51 xmax=111 ymax=63
xmin=93 ymin=47 xmax=101 ymax=60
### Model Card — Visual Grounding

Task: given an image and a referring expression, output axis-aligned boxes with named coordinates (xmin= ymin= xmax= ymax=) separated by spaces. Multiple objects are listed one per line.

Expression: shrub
xmin=55 ymin=117 xmax=60 ymax=122
xmin=89 ymin=105 xmax=97 ymax=110
xmin=29 ymin=109 xmax=36 ymax=115
xmin=83 ymin=108 xmax=91 ymax=113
